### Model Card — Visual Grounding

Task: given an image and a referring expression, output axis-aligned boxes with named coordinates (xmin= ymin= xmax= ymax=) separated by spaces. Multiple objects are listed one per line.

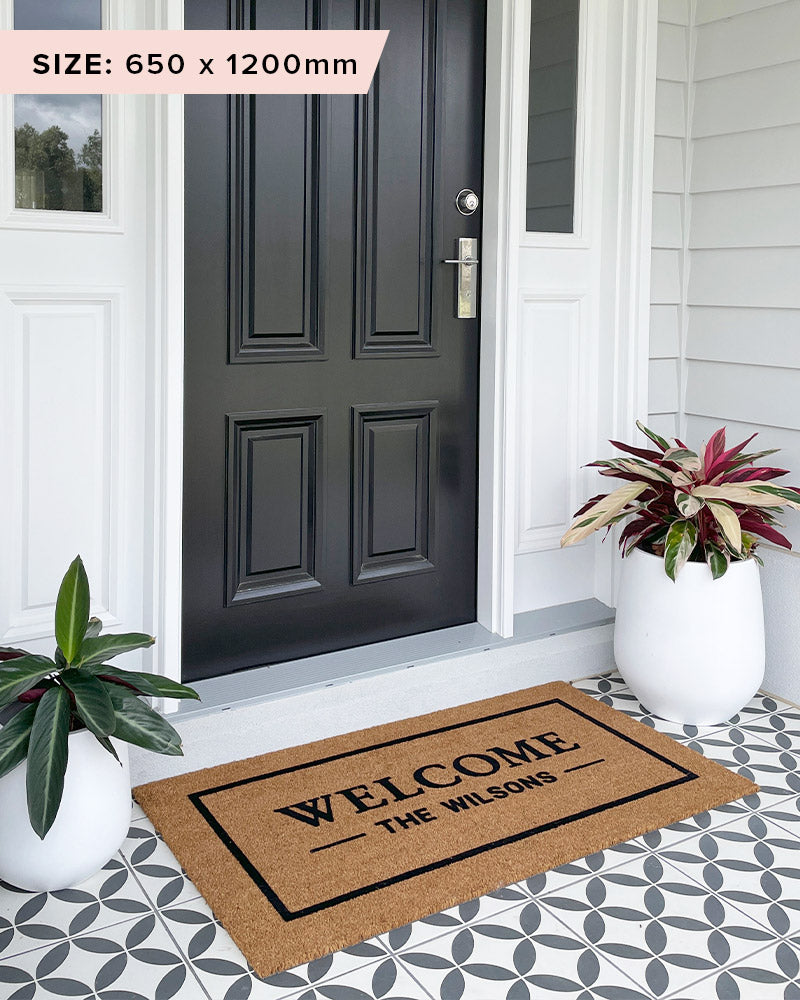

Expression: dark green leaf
xmin=89 ymin=665 xmax=199 ymax=701
xmin=106 ymin=687 xmax=183 ymax=756
xmin=54 ymin=647 xmax=68 ymax=669
xmin=60 ymin=671 xmax=115 ymax=738
xmin=0 ymin=703 xmax=37 ymax=780
xmin=664 ymin=520 xmax=698 ymax=582
xmin=54 ymin=556 xmax=90 ymax=664
xmin=705 ymin=543 xmax=729 ymax=581
xmin=76 ymin=633 xmax=155 ymax=667
xmin=26 ymin=686 xmax=70 ymax=839
xmin=84 ymin=617 xmax=103 ymax=639
xmin=0 ymin=655 xmax=56 ymax=708
xmin=94 ymin=734 xmax=121 ymax=764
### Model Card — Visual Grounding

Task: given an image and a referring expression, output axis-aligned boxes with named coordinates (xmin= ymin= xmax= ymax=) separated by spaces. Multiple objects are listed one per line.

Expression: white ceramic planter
xmin=614 ymin=546 xmax=765 ymax=725
xmin=0 ymin=728 xmax=131 ymax=891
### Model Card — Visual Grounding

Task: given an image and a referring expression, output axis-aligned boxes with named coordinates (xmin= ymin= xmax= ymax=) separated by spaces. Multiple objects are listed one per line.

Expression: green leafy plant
xmin=0 ymin=556 xmax=198 ymax=838
xmin=561 ymin=423 xmax=800 ymax=581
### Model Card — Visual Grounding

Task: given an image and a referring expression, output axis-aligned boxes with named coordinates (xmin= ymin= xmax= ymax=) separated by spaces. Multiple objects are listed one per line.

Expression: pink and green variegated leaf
xmin=738 ymin=516 xmax=792 ymax=549
xmin=703 ymin=427 xmax=727 ymax=471
xmin=695 ymin=482 xmax=800 ymax=510
xmin=561 ymin=481 xmax=649 ymax=547
xmin=664 ymin=520 xmax=698 ymax=581
xmin=727 ymin=466 xmax=789 ymax=483
xmin=704 ymin=432 xmax=758 ymax=480
xmin=635 ymin=420 xmax=671 ymax=453
xmin=671 ymin=470 xmax=694 ymax=488
xmin=664 ymin=448 xmax=702 ymax=473
xmin=705 ymin=499 xmax=742 ymax=553
xmin=675 ymin=490 xmax=703 ymax=517
xmin=609 ymin=440 xmax=668 ymax=463
xmin=723 ymin=448 xmax=782 ymax=476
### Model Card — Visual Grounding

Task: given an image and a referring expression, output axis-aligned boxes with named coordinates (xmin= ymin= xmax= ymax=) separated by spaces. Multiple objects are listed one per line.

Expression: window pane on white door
xmin=526 ymin=0 xmax=580 ymax=234
xmin=13 ymin=0 xmax=103 ymax=212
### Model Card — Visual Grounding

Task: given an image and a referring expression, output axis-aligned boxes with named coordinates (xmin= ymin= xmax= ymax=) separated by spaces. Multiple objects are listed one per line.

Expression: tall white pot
xmin=614 ymin=546 xmax=765 ymax=725
xmin=0 ymin=728 xmax=131 ymax=891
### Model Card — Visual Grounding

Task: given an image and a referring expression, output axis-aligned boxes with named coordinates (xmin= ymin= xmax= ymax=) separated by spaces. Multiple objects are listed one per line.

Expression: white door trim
xmin=147 ymin=0 xmax=657 ymax=683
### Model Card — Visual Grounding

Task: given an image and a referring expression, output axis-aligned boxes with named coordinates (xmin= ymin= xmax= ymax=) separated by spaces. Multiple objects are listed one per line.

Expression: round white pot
xmin=614 ymin=546 xmax=765 ymax=725
xmin=0 ymin=728 xmax=131 ymax=891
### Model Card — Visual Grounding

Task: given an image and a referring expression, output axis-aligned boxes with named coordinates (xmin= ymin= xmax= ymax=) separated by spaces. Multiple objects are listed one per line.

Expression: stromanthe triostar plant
xmin=561 ymin=422 xmax=800 ymax=581
xmin=0 ymin=555 xmax=199 ymax=838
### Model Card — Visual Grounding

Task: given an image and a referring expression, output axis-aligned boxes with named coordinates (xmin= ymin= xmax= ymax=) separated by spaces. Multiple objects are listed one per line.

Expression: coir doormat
xmin=134 ymin=681 xmax=756 ymax=978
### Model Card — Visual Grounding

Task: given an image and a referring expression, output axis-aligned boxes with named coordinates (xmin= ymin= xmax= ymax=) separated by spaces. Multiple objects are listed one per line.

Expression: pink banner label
xmin=0 ymin=30 xmax=388 ymax=94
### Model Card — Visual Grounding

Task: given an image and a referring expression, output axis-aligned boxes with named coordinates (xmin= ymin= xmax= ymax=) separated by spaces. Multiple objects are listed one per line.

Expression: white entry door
xmin=0 ymin=0 xmax=152 ymax=658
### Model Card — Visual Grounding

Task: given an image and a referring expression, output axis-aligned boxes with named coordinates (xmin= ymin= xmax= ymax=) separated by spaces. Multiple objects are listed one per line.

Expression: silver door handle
xmin=441 ymin=237 xmax=479 ymax=318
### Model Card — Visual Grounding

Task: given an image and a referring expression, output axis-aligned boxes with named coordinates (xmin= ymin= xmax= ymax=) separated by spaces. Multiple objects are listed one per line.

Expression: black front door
xmin=183 ymin=0 xmax=486 ymax=682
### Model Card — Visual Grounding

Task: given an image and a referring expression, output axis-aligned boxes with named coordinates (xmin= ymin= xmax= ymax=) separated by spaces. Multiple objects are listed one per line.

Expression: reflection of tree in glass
xmin=15 ymin=123 xmax=102 ymax=212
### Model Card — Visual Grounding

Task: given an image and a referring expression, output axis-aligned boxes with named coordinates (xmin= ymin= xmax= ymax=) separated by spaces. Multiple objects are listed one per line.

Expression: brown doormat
xmin=134 ymin=680 xmax=756 ymax=978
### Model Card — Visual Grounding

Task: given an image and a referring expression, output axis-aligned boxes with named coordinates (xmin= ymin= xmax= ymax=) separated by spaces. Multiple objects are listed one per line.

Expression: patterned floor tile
xmin=521 ymin=843 xmax=650 ymax=900
xmin=282 ymin=960 xmax=433 ymax=1000
xmin=2 ymin=674 xmax=799 ymax=1000
xmin=667 ymin=941 xmax=800 ymax=1000
xmin=161 ymin=894 xmax=391 ymax=999
xmin=0 ymin=912 xmax=199 ymax=1000
xmin=682 ymin=730 xmax=800 ymax=813
xmin=656 ymin=813 xmax=800 ymax=939
xmin=396 ymin=898 xmax=652 ymax=1000
xmin=121 ymin=813 xmax=201 ymax=910
xmin=538 ymin=853 xmax=778 ymax=998
xmin=379 ymin=887 xmax=529 ymax=953
xmin=0 ymin=856 xmax=153 ymax=961
xmin=744 ymin=709 xmax=800 ymax=753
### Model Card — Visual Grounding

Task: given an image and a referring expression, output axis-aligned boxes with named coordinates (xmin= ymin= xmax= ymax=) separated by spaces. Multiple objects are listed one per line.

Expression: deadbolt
xmin=456 ymin=188 xmax=480 ymax=215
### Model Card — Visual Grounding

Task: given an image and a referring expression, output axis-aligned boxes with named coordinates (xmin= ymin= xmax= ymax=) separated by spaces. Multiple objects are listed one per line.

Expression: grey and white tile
xmin=0 ymin=857 xmax=152 ymax=962
xmin=0 ymin=912 xmax=199 ymax=1000
xmin=539 ymin=853 xmax=778 ymax=998
xmin=161 ymin=894 xmax=392 ymax=999
xmin=396 ymin=898 xmax=651 ymax=1000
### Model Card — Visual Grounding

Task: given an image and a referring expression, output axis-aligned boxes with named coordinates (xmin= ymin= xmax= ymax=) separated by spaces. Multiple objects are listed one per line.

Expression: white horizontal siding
xmin=650 ymin=305 xmax=681 ymax=358
xmin=658 ymin=0 xmax=689 ymax=26
xmin=692 ymin=60 xmax=800 ymax=138
xmin=694 ymin=2 xmax=800 ymax=79
xmin=651 ymin=1 xmax=800 ymax=705
xmin=687 ymin=307 xmax=800 ymax=368
xmin=686 ymin=359 xmax=800 ymax=430
xmin=651 ymin=249 xmax=682 ymax=304
xmin=657 ymin=22 xmax=689 ymax=81
xmin=652 ymin=137 xmax=684 ymax=193
xmin=655 ymin=79 xmax=686 ymax=137
xmin=652 ymin=193 xmax=683 ymax=248
xmin=691 ymin=124 xmax=800 ymax=192
xmin=695 ymin=0 xmax=792 ymax=26
xmin=648 ymin=17 xmax=688 ymax=435
xmin=690 ymin=185 xmax=800 ymax=248
xmin=649 ymin=359 xmax=681 ymax=414
xmin=689 ymin=248 xmax=800 ymax=308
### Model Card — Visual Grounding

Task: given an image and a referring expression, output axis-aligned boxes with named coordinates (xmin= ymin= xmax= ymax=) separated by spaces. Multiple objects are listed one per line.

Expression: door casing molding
xmin=146 ymin=0 xmax=656 ymax=683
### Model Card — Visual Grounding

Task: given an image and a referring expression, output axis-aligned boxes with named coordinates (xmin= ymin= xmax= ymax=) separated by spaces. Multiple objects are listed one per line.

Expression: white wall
xmin=649 ymin=0 xmax=800 ymax=702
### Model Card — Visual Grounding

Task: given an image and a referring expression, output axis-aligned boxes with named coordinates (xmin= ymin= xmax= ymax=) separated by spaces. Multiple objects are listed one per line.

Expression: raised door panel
xmin=229 ymin=0 xmax=325 ymax=361
xmin=355 ymin=0 xmax=438 ymax=356
xmin=352 ymin=403 xmax=437 ymax=583
xmin=226 ymin=411 xmax=324 ymax=604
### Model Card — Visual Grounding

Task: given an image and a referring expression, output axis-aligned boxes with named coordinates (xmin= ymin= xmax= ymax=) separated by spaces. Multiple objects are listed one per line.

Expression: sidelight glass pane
xmin=526 ymin=0 xmax=580 ymax=234
xmin=13 ymin=0 xmax=103 ymax=213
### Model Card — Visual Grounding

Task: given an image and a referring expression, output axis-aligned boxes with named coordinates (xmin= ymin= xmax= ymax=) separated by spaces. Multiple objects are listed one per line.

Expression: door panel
xmin=183 ymin=0 xmax=486 ymax=681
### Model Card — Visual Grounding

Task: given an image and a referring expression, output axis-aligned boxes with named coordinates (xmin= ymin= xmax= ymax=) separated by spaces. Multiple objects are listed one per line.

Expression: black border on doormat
xmin=187 ymin=696 xmax=697 ymax=921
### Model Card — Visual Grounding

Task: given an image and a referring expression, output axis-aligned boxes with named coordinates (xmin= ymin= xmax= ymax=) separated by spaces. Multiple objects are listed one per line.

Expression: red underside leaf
xmin=705 ymin=432 xmax=758 ymax=481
